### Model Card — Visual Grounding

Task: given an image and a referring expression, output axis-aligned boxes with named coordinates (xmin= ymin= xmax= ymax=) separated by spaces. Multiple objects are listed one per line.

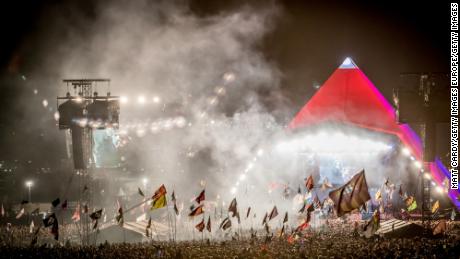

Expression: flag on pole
xmin=363 ymin=210 xmax=380 ymax=238
xmin=268 ymin=206 xmax=278 ymax=221
xmin=16 ymin=208 xmax=25 ymax=219
xmin=375 ymin=189 xmax=382 ymax=201
xmin=206 ymin=216 xmax=211 ymax=232
xmin=279 ymin=225 xmax=285 ymax=237
xmin=138 ymin=187 xmax=145 ymax=197
xmin=146 ymin=217 xmax=152 ymax=237
xmin=451 ymin=208 xmax=457 ymax=221
xmin=305 ymin=175 xmax=314 ymax=192
xmin=29 ymin=220 xmax=35 ymax=233
xmin=189 ymin=204 xmax=204 ymax=217
xmin=30 ymin=226 xmax=40 ymax=246
xmin=195 ymin=218 xmax=205 ymax=232
xmin=431 ymin=200 xmax=440 ymax=214
xmin=283 ymin=212 xmax=288 ymax=223
xmin=195 ymin=189 xmax=205 ymax=204
xmin=433 ymin=220 xmax=447 ymax=235
xmin=61 ymin=199 xmax=68 ymax=210
xmin=246 ymin=207 xmax=251 ymax=218
xmin=89 ymin=209 xmax=103 ymax=220
xmin=294 ymin=220 xmax=309 ymax=233
xmin=116 ymin=207 xmax=124 ymax=226
xmin=262 ymin=212 xmax=268 ymax=225
xmin=219 ymin=217 xmax=231 ymax=230
xmin=228 ymin=198 xmax=237 ymax=217
xmin=151 ymin=184 xmax=167 ymax=210
xmin=407 ymin=199 xmax=417 ymax=211
xmin=328 ymin=169 xmax=371 ymax=217
xmin=51 ymin=198 xmax=60 ymax=208
xmin=72 ymin=203 xmax=81 ymax=222
xmin=43 ymin=213 xmax=59 ymax=240
xmin=298 ymin=202 xmax=307 ymax=213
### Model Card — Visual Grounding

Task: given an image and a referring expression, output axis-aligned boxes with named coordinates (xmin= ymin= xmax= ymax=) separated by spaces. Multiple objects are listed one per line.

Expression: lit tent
xmin=288 ymin=58 xmax=459 ymax=209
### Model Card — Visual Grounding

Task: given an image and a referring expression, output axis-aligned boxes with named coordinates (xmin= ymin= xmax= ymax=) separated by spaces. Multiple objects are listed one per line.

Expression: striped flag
xmin=305 ymin=175 xmax=314 ymax=192
xmin=189 ymin=204 xmax=204 ymax=217
xmin=151 ymin=184 xmax=167 ymax=210
xmin=431 ymin=200 xmax=440 ymax=214
xmin=328 ymin=169 xmax=371 ymax=217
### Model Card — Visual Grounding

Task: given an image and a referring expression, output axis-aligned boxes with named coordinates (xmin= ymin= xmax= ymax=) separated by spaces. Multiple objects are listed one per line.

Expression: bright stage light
xmin=424 ymin=173 xmax=431 ymax=180
xmin=435 ymin=186 xmax=443 ymax=193
xmin=342 ymin=57 xmax=352 ymax=66
xmin=414 ymin=161 xmax=422 ymax=168
xmin=230 ymin=187 xmax=237 ymax=194
xmin=25 ymin=180 xmax=34 ymax=187
xmin=137 ymin=95 xmax=146 ymax=104
xmin=120 ymin=96 xmax=128 ymax=104
xmin=153 ymin=96 xmax=161 ymax=103
xmin=402 ymin=147 xmax=411 ymax=156
xmin=42 ymin=99 xmax=48 ymax=107
xmin=142 ymin=178 xmax=148 ymax=185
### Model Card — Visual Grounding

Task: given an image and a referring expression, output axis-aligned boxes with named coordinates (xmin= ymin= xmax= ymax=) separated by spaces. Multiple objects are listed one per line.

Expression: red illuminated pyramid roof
xmin=288 ymin=58 xmax=400 ymax=135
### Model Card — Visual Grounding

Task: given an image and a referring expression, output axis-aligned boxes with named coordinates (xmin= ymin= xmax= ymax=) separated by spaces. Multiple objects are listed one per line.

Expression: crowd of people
xmin=1 ymin=220 xmax=459 ymax=258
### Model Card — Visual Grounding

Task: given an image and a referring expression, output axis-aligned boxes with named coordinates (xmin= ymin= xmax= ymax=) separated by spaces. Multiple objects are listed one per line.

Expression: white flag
xmin=29 ymin=220 xmax=35 ymax=233
xmin=16 ymin=208 xmax=25 ymax=219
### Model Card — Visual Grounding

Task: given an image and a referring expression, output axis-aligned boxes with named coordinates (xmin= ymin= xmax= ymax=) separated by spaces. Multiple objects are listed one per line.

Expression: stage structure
xmin=56 ymin=79 xmax=120 ymax=245
xmin=288 ymin=58 xmax=458 ymax=220
xmin=394 ymin=72 xmax=449 ymax=229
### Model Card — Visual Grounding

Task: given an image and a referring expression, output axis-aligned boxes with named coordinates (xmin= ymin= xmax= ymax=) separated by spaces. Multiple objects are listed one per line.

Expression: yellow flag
xmin=431 ymin=200 xmax=439 ymax=214
xmin=151 ymin=194 xmax=167 ymax=210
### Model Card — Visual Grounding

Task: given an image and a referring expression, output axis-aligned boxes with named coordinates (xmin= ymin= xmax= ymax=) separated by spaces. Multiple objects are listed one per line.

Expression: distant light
xmin=142 ymin=178 xmax=148 ymax=185
xmin=25 ymin=180 xmax=33 ymax=187
xmin=152 ymin=96 xmax=161 ymax=104
xmin=257 ymin=149 xmax=264 ymax=157
xmin=120 ymin=96 xmax=128 ymax=104
xmin=342 ymin=57 xmax=352 ymax=66
xmin=230 ymin=187 xmax=237 ymax=194
xmin=402 ymin=147 xmax=411 ymax=156
xmin=33 ymin=89 xmax=38 ymax=95
xmin=42 ymin=99 xmax=48 ymax=107
xmin=424 ymin=173 xmax=431 ymax=180
xmin=414 ymin=161 xmax=422 ymax=169
xmin=223 ymin=72 xmax=235 ymax=83
xmin=137 ymin=95 xmax=146 ymax=104
xmin=74 ymin=96 xmax=83 ymax=103
xmin=313 ymin=84 xmax=320 ymax=89
xmin=53 ymin=112 xmax=60 ymax=121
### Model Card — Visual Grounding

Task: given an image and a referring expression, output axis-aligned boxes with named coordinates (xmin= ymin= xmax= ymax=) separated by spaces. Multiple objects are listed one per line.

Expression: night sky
xmin=0 ymin=0 xmax=451 ymax=200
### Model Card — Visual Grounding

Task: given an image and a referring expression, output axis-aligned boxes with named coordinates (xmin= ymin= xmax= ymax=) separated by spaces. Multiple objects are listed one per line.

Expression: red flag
xmin=72 ymin=204 xmax=81 ymax=222
xmin=328 ymin=169 xmax=371 ymax=217
xmin=195 ymin=219 xmax=205 ymax=232
xmin=189 ymin=204 xmax=204 ymax=217
xmin=295 ymin=220 xmax=309 ymax=233
xmin=195 ymin=189 xmax=205 ymax=204
xmin=152 ymin=184 xmax=167 ymax=200
xmin=305 ymin=175 xmax=314 ymax=192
